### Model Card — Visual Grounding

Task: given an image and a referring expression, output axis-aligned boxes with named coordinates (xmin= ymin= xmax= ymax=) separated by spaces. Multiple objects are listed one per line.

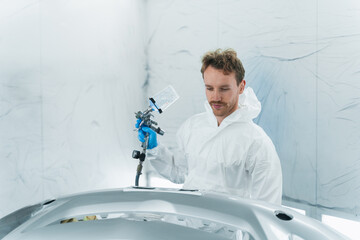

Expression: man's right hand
xmin=136 ymin=119 xmax=158 ymax=149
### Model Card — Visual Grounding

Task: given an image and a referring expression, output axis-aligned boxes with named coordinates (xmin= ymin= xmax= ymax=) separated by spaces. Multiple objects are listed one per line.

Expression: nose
xmin=211 ymin=89 xmax=221 ymax=102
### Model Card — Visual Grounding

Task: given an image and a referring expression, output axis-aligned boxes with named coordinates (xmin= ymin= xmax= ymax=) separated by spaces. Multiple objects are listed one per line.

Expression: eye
xmin=206 ymin=87 xmax=213 ymax=91
xmin=220 ymin=88 xmax=229 ymax=91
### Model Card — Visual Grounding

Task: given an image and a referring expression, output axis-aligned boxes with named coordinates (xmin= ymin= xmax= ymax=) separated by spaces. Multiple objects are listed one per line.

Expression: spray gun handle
xmin=142 ymin=133 xmax=149 ymax=152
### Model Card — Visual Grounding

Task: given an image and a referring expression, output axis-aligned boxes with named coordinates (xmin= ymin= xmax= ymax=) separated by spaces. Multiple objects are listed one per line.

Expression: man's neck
xmin=216 ymin=118 xmax=223 ymax=127
xmin=215 ymin=106 xmax=239 ymax=127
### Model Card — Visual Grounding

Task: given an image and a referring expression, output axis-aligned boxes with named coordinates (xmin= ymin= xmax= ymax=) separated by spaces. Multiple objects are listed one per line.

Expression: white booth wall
xmin=0 ymin=0 xmax=359 ymax=222
xmin=145 ymin=0 xmax=360 ymax=220
xmin=0 ymin=0 xmax=146 ymax=217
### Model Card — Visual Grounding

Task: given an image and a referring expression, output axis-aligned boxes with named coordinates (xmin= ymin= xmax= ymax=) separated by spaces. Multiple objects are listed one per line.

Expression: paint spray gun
xmin=133 ymin=85 xmax=179 ymax=187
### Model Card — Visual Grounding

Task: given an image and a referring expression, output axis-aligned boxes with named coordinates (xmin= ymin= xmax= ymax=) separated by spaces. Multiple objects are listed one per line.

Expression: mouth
xmin=211 ymin=103 xmax=224 ymax=110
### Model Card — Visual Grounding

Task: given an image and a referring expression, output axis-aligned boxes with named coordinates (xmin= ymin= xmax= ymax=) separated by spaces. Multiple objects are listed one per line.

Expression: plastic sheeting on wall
xmin=0 ymin=0 xmax=147 ymax=218
xmin=145 ymin=0 xmax=360 ymax=220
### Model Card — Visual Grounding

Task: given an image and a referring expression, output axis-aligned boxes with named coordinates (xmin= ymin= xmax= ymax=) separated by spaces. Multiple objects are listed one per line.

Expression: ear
xmin=238 ymin=80 xmax=246 ymax=94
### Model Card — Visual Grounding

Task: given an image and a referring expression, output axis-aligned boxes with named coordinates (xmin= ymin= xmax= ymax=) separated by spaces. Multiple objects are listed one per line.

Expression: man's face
xmin=204 ymin=66 xmax=245 ymax=123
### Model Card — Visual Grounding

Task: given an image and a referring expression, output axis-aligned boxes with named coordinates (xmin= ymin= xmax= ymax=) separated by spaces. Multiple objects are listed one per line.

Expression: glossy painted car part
xmin=0 ymin=187 xmax=350 ymax=240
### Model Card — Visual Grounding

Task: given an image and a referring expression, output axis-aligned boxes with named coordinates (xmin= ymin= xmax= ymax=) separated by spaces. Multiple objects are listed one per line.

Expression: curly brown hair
xmin=201 ymin=48 xmax=245 ymax=85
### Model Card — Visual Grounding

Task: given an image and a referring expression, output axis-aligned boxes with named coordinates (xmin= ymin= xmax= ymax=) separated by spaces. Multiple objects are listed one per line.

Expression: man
xmin=137 ymin=48 xmax=282 ymax=205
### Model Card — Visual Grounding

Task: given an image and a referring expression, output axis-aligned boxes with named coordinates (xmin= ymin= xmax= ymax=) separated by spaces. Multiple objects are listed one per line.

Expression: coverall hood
xmin=204 ymin=87 xmax=262 ymax=126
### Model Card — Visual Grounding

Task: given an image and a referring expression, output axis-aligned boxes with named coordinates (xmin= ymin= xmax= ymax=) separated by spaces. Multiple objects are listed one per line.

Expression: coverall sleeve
xmin=247 ymin=138 xmax=283 ymax=205
xmin=146 ymin=120 xmax=190 ymax=184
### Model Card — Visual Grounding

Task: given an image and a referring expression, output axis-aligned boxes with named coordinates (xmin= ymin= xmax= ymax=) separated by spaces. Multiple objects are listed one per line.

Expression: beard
xmin=210 ymin=101 xmax=230 ymax=116
xmin=209 ymin=99 xmax=239 ymax=119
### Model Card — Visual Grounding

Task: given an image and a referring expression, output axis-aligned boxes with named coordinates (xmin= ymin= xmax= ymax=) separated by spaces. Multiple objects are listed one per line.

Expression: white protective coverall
xmin=147 ymin=87 xmax=282 ymax=205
